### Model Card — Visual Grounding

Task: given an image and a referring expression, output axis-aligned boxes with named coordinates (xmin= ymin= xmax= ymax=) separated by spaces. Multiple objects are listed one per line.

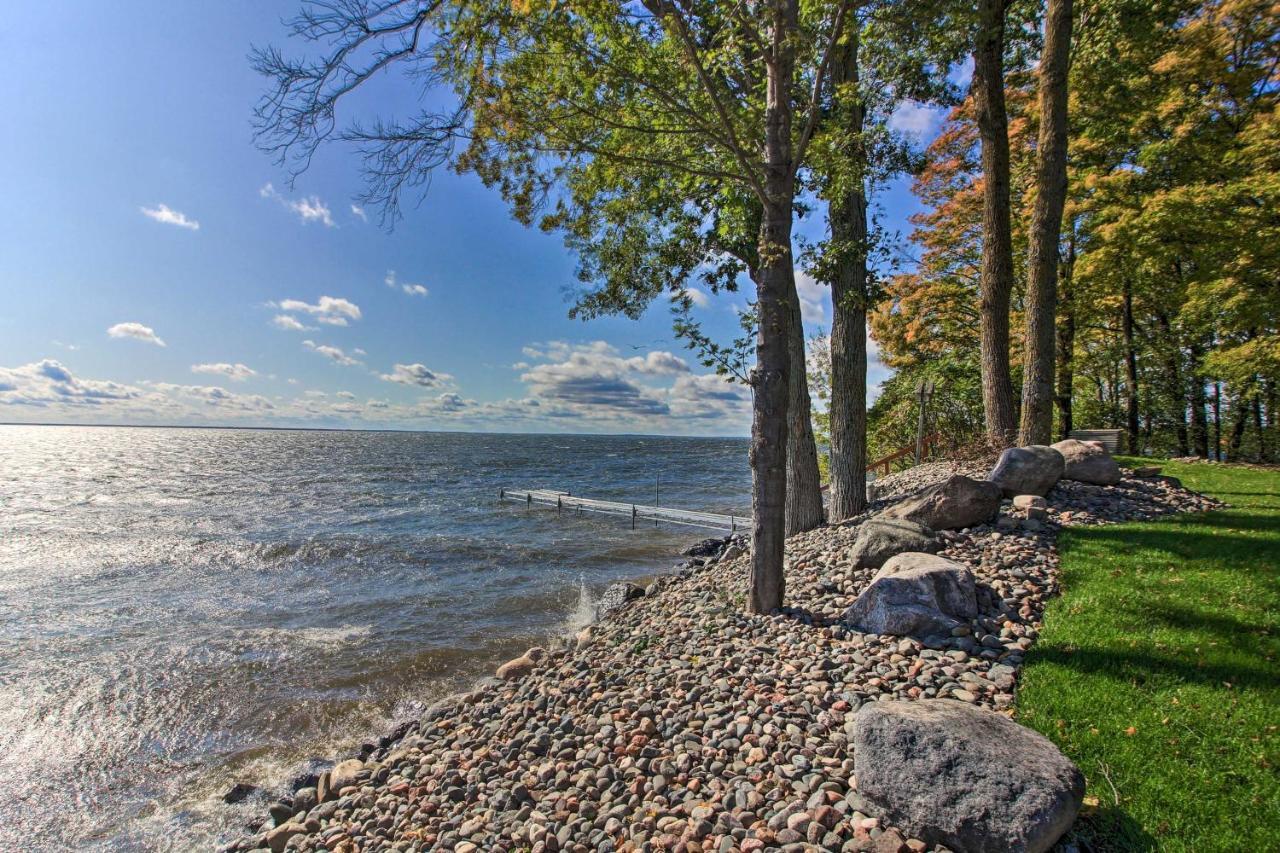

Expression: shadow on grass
xmin=1058 ymin=512 xmax=1280 ymax=560
xmin=1136 ymin=599 xmax=1272 ymax=643
xmin=1030 ymin=644 xmax=1275 ymax=692
xmin=1074 ymin=806 xmax=1161 ymax=852
xmin=1209 ymin=490 xmax=1280 ymax=499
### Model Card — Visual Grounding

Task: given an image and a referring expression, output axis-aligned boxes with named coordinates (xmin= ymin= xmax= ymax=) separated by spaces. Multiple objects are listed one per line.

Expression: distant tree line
xmin=870 ymin=0 xmax=1278 ymax=463
xmin=254 ymin=0 xmax=1277 ymax=612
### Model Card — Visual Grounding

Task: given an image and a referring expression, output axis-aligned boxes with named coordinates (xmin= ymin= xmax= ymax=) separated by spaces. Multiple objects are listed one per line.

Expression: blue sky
xmin=0 ymin=2 xmax=945 ymax=436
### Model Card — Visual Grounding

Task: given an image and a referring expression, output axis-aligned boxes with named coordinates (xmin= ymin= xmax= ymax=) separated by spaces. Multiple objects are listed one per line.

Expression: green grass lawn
xmin=1016 ymin=459 xmax=1279 ymax=852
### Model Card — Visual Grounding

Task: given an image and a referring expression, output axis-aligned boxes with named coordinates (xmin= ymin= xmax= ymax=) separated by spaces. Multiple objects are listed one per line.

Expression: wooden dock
xmin=500 ymin=488 xmax=742 ymax=532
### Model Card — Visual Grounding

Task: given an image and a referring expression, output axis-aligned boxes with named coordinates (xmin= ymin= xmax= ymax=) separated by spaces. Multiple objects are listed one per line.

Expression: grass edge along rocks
xmin=226 ymin=441 xmax=1217 ymax=853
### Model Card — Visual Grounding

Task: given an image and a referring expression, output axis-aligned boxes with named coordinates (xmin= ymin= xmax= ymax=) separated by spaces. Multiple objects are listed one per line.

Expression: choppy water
xmin=0 ymin=425 xmax=750 ymax=851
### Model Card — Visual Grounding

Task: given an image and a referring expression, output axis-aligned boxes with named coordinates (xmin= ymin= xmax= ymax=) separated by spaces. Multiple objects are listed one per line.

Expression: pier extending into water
xmin=500 ymin=488 xmax=741 ymax=532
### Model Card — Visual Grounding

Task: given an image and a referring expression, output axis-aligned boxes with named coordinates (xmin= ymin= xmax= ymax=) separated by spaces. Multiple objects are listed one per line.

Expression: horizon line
xmin=0 ymin=421 xmax=751 ymax=441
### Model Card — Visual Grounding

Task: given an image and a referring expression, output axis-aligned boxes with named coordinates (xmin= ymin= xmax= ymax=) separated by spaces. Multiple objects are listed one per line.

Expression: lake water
xmin=0 ymin=425 xmax=750 ymax=851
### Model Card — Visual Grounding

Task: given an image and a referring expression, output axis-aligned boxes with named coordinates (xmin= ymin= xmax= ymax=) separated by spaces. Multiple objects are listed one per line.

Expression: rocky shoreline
xmin=224 ymin=453 xmax=1216 ymax=853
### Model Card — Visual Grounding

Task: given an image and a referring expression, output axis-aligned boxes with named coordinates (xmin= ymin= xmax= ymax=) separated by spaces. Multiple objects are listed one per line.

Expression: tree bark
xmin=1155 ymin=311 xmax=1188 ymax=456
xmin=1213 ymin=381 xmax=1222 ymax=461
xmin=1188 ymin=341 xmax=1209 ymax=458
xmin=1054 ymin=236 xmax=1076 ymax=440
xmin=747 ymin=0 xmax=797 ymax=614
xmin=1122 ymin=280 xmax=1140 ymax=454
xmin=1229 ymin=398 xmax=1248 ymax=461
xmin=785 ymin=278 xmax=824 ymax=534
xmin=827 ymin=29 xmax=869 ymax=523
xmin=1255 ymin=393 xmax=1268 ymax=462
xmin=973 ymin=0 xmax=1017 ymax=447
xmin=1018 ymin=0 xmax=1072 ymax=446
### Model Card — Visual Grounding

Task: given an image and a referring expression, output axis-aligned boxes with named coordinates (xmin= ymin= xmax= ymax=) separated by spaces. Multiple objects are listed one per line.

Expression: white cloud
xmin=385 ymin=270 xmax=429 ymax=297
xmin=518 ymin=341 xmax=677 ymax=417
xmin=0 ymin=360 xmax=142 ymax=407
xmin=140 ymin=204 xmax=199 ymax=231
xmin=888 ymin=100 xmax=946 ymax=138
xmin=272 ymin=314 xmax=313 ymax=331
xmin=351 ymin=204 xmax=368 ymax=222
xmin=151 ymin=382 xmax=276 ymax=411
xmin=795 ymin=271 xmax=828 ymax=324
xmin=303 ymin=340 xmax=361 ymax=366
xmin=676 ymin=287 xmax=710 ymax=308
xmin=291 ymin=197 xmax=334 ymax=227
xmin=191 ymin=363 xmax=257 ymax=381
xmin=380 ymin=363 xmax=453 ymax=388
xmin=668 ymin=372 xmax=752 ymax=421
xmin=276 ymin=296 xmax=361 ymax=326
xmin=107 ymin=322 xmax=166 ymax=347
xmin=259 ymin=183 xmax=335 ymax=227
xmin=624 ymin=350 xmax=689 ymax=375
xmin=336 ymin=390 xmax=357 ymax=400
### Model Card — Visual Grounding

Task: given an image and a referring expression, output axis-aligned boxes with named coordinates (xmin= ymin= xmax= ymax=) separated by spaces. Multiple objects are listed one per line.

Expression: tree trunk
xmin=1188 ymin=342 xmax=1209 ymax=458
xmin=1155 ymin=311 xmax=1188 ymax=456
xmin=974 ymin=0 xmax=1017 ymax=447
xmin=1018 ymin=0 xmax=1072 ymax=446
xmin=827 ymin=30 xmax=869 ymax=523
xmin=1213 ymin=381 xmax=1222 ymax=461
xmin=785 ymin=278 xmax=824 ymax=534
xmin=1228 ymin=398 xmax=1248 ymax=461
xmin=1255 ymin=393 xmax=1268 ymax=462
xmin=1054 ymin=235 xmax=1076 ymax=440
xmin=1122 ymin=280 xmax=1140 ymax=454
xmin=747 ymin=0 xmax=798 ymax=614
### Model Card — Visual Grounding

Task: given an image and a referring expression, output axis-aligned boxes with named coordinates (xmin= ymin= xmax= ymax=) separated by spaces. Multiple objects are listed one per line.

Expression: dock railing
xmin=499 ymin=488 xmax=740 ymax=532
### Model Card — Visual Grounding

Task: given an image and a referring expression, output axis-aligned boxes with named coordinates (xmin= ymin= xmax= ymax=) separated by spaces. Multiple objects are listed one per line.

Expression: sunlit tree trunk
xmin=974 ymin=0 xmax=1017 ymax=447
xmin=1188 ymin=341 xmax=1209 ymax=458
xmin=827 ymin=29 xmax=869 ymax=523
xmin=785 ymin=282 xmax=824 ymax=534
xmin=1213 ymin=381 xmax=1222 ymax=460
xmin=1122 ymin=280 xmax=1140 ymax=454
xmin=747 ymin=0 xmax=798 ymax=614
xmin=1018 ymin=0 xmax=1072 ymax=446
xmin=1055 ymin=236 xmax=1076 ymax=440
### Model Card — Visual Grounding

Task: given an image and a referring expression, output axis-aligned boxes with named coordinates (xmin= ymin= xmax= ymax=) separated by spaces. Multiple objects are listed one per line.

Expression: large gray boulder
xmin=849 ymin=517 xmax=941 ymax=569
xmin=854 ymin=700 xmax=1085 ymax=853
xmin=988 ymin=445 xmax=1065 ymax=497
xmin=843 ymin=552 xmax=977 ymax=636
xmin=1051 ymin=438 xmax=1122 ymax=486
xmin=880 ymin=475 xmax=1002 ymax=530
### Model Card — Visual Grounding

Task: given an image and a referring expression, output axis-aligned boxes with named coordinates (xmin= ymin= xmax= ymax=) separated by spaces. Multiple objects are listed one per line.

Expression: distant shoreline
xmin=0 ymin=421 xmax=751 ymax=441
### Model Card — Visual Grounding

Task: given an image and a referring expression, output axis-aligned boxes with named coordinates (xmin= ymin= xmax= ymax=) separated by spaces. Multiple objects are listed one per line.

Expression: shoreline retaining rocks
xmin=226 ymin=453 xmax=1216 ymax=853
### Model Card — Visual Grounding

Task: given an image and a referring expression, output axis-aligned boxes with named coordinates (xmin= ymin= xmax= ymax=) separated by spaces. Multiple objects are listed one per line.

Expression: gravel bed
xmin=227 ymin=471 xmax=1217 ymax=853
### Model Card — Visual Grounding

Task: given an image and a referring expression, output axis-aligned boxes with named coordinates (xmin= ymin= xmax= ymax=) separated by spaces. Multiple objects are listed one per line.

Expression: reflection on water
xmin=0 ymin=425 xmax=749 ymax=851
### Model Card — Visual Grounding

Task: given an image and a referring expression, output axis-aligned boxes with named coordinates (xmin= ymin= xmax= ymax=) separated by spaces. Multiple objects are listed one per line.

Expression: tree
xmin=972 ymin=0 xmax=1018 ymax=445
xmin=821 ymin=26 xmax=873 ymax=521
xmin=254 ymin=0 xmax=856 ymax=611
xmin=1018 ymin=0 xmax=1073 ymax=445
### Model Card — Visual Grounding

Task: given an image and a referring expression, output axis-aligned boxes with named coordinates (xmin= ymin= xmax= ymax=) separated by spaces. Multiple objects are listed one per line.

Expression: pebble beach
xmin=225 ymin=461 xmax=1217 ymax=853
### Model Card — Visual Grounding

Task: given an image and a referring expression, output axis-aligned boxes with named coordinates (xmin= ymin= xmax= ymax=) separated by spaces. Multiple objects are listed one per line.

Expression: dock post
xmin=527 ymin=493 xmax=532 ymax=507
xmin=499 ymin=488 xmax=505 ymax=500
xmin=557 ymin=495 xmax=562 ymax=515
xmin=631 ymin=505 xmax=637 ymax=530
